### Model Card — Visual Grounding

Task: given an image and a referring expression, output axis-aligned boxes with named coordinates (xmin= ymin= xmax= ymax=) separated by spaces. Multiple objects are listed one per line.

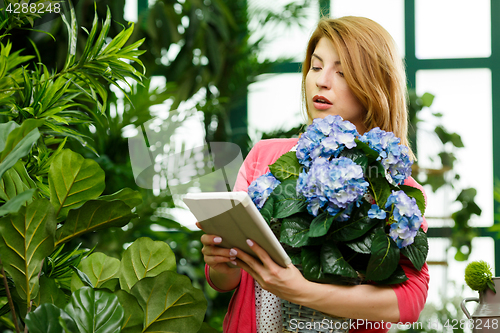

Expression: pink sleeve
xmin=392 ymin=176 xmax=430 ymax=323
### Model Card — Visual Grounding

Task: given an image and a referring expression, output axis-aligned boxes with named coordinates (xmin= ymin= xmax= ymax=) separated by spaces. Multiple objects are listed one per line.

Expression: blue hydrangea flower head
xmin=368 ymin=204 xmax=386 ymax=220
xmin=296 ymin=157 xmax=368 ymax=216
xmin=248 ymin=172 xmax=281 ymax=209
xmin=360 ymin=128 xmax=413 ymax=185
xmin=385 ymin=190 xmax=423 ymax=248
xmin=296 ymin=115 xmax=359 ymax=168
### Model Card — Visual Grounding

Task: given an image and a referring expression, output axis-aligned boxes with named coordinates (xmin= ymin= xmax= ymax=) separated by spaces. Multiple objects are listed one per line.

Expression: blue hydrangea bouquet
xmin=248 ymin=115 xmax=428 ymax=284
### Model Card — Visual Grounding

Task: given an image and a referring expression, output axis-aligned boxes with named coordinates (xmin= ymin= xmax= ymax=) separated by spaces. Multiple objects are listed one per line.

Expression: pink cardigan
xmin=205 ymin=138 xmax=430 ymax=333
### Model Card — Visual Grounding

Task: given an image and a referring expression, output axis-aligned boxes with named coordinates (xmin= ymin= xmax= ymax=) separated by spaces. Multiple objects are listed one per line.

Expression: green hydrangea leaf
xmin=400 ymin=229 xmax=428 ymax=270
xmin=271 ymin=179 xmax=307 ymax=219
xmin=320 ymin=242 xmax=357 ymax=278
xmin=365 ymin=228 xmax=400 ymax=281
xmin=308 ymin=211 xmax=334 ymax=238
xmin=269 ymin=151 xmax=302 ymax=182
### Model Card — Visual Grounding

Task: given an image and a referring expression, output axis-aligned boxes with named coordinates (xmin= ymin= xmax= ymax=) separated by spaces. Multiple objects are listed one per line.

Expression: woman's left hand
xmin=231 ymin=239 xmax=309 ymax=303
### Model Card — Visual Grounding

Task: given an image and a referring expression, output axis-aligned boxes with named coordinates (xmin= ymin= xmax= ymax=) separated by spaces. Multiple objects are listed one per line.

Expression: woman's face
xmin=305 ymin=37 xmax=366 ymax=133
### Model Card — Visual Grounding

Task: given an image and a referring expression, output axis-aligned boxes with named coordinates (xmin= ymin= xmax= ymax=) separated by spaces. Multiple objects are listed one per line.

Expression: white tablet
xmin=183 ymin=191 xmax=291 ymax=268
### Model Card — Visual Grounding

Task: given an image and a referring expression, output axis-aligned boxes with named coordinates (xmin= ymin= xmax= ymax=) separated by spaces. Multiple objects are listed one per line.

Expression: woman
xmin=198 ymin=16 xmax=429 ymax=333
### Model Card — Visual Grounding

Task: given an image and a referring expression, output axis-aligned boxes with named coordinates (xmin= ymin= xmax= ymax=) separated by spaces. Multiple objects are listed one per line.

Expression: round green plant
xmin=465 ymin=260 xmax=496 ymax=293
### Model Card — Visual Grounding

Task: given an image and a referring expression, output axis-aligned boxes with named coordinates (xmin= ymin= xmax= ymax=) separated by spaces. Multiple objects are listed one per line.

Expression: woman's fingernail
xmin=231 ymin=261 xmax=238 ymax=266
xmin=246 ymin=239 xmax=254 ymax=247
xmin=214 ymin=237 xmax=222 ymax=244
xmin=230 ymin=256 xmax=236 ymax=260
xmin=229 ymin=249 xmax=237 ymax=256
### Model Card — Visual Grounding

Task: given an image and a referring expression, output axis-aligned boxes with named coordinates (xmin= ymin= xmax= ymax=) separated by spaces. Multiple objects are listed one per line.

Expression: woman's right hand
xmin=197 ymin=223 xmax=241 ymax=276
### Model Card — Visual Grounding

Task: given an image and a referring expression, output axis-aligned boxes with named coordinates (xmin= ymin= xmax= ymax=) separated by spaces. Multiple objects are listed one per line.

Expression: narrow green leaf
xmin=0 ymin=188 xmax=36 ymax=217
xmin=70 ymin=266 xmax=94 ymax=288
xmin=0 ymin=198 xmax=56 ymax=300
xmin=367 ymin=174 xmax=392 ymax=208
xmin=61 ymin=0 xmax=78 ymax=69
xmin=48 ymin=149 xmax=105 ymax=219
xmin=119 ymin=237 xmax=176 ymax=292
xmin=55 ymin=199 xmax=136 ymax=246
xmin=65 ymin=287 xmax=124 ymax=333
xmin=130 ymin=271 xmax=206 ymax=333
xmin=365 ymin=228 xmax=400 ymax=281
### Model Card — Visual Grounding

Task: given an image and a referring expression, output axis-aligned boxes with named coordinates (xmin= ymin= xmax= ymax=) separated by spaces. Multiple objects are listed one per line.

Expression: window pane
xmin=248 ymin=0 xmax=319 ymax=62
xmin=248 ymin=74 xmax=304 ymax=142
xmin=415 ymin=0 xmax=491 ymax=59
xmin=416 ymin=69 xmax=492 ymax=228
xmin=331 ymin=0 xmax=405 ymax=56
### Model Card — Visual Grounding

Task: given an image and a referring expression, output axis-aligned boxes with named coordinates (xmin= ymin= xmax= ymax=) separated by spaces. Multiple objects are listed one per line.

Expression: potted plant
xmin=461 ymin=260 xmax=500 ymax=332
xmin=248 ymin=115 xmax=429 ymax=331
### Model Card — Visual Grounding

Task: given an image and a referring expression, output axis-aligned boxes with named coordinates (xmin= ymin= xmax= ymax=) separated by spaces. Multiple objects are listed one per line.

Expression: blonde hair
xmin=301 ymin=16 xmax=415 ymax=160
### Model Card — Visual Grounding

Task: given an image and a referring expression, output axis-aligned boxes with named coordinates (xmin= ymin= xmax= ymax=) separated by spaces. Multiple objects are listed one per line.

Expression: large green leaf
xmin=345 ymin=230 xmax=375 ymax=254
xmin=329 ymin=204 xmax=379 ymax=242
xmin=353 ymin=139 xmax=380 ymax=162
xmin=71 ymin=252 xmax=120 ymax=291
xmin=367 ymin=174 xmax=392 ymax=208
xmin=119 ymin=237 xmax=177 ymax=292
xmin=301 ymin=247 xmax=324 ymax=282
xmin=49 ymin=149 xmax=105 ymax=219
xmin=280 ymin=214 xmax=312 ymax=248
xmin=400 ymin=230 xmax=428 ymax=270
xmin=98 ymin=188 xmax=143 ymax=209
xmin=271 ymin=179 xmax=307 ymax=219
xmin=269 ymin=151 xmax=302 ymax=181
xmin=32 ymin=276 xmax=67 ymax=309
xmin=365 ymin=228 xmax=400 ymax=281
xmin=308 ymin=211 xmax=334 ymax=238
xmin=375 ymin=265 xmax=408 ymax=285
xmin=25 ymin=303 xmax=78 ymax=333
xmin=65 ymin=287 xmax=124 ymax=333
xmin=55 ymin=199 xmax=136 ymax=246
xmin=115 ymin=290 xmax=144 ymax=333
xmin=0 ymin=121 xmax=18 ymax=151
xmin=0 ymin=119 xmax=43 ymax=180
xmin=320 ymin=242 xmax=357 ymax=278
xmin=130 ymin=271 xmax=206 ymax=333
xmin=0 ymin=199 xmax=56 ymax=300
xmin=259 ymin=195 xmax=274 ymax=224
xmin=399 ymin=185 xmax=426 ymax=215
xmin=0 ymin=160 xmax=36 ymax=202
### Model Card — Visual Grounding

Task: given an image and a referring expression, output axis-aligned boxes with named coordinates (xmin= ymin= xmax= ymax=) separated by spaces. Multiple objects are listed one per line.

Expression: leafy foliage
xmin=408 ymin=89 xmax=481 ymax=261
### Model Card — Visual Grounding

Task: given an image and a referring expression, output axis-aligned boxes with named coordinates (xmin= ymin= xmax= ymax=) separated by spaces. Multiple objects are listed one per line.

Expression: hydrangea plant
xmin=248 ymin=115 xmax=428 ymax=284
